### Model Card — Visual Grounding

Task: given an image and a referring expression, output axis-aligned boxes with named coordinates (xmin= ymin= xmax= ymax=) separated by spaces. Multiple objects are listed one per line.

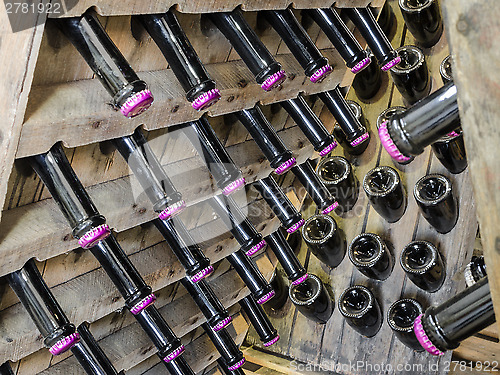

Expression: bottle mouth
xmin=317 ymin=156 xmax=351 ymax=185
xmin=390 ymin=45 xmax=425 ymax=74
xmin=302 ymin=214 xmax=337 ymax=244
xmin=400 ymin=240 xmax=438 ymax=274
xmin=440 ymin=55 xmax=453 ymax=82
xmin=387 ymin=298 xmax=423 ymax=332
xmin=376 ymin=107 xmax=406 ymax=130
xmin=363 ymin=166 xmax=400 ymax=197
xmin=414 ymin=174 xmax=452 ymax=205
xmin=339 ymin=285 xmax=374 ymax=318
xmin=289 ymin=274 xmax=322 ymax=306
xmin=348 ymin=233 xmax=385 ymax=267
xmin=399 ymin=0 xmax=434 ymax=12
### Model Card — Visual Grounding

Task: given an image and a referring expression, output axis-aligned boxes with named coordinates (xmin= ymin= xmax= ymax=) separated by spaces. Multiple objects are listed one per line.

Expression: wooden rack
xmin=0 ymin=1 xmax=383 ymax=374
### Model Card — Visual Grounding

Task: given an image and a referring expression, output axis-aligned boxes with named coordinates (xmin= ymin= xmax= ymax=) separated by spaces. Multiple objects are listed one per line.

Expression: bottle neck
xmin=114 ymin=130 xmax=182 ymax=213
xmin=239 ymin=296 xmax=278 ymax=344
xmin=72 ymin=324 xmax=122 ymax=375
xmin=236 ymin=106 xmax=293 ymax=170
xmin=30 ymin=145 xmax=105 ymax=239
xmin=264 ymin=9 xmax=328 ymax=76
xmin=7 ymin=260 xmax=75 ymax=348
xmin=208 ymin=9 xmax=279 ymax=81
xmin=139 ymin=12 xmax=215 ymax=100
xmin=389 ymin=82 xmax=459 ymax=156
xmin=307 ymin=8 xmax=366 ymax=69
xmin=184 ymin=117 xmax=242 ymax=190
xmin=57 ymin=12 xmax=145 ymax=108
xmin=281 ymin=97 xmax=334 ymax=153
xmin=423 ymin=278 xmax=495 ymax=351
xmin=265 ymin=230 xmax=306 ymax=283
xmin=254 ymin=176 xmax=302 ymax=230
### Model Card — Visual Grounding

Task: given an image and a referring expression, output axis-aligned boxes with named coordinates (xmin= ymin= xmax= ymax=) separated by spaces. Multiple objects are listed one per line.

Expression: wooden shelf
xmin=20 ymin=50 xmax=348 ymax=158
xmin=0 ymin=245 xmax=276 ymax=364
xmin=47 ymin=0 xmax=385 ymax=18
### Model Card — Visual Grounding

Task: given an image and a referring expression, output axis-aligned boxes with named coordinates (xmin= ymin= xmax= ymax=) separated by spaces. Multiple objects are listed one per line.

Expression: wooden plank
xmin=441 ymin=0 xmax=500 ymax=333
xmin=19 ymin=49 xmax=349 ymax=158
xmin=453 ymin=336 xmax=499 ymax=365
xmin=0 ymin=2 xmax=47 ymax=221
xmin=47 ymin=1 xmax=385 ymax=18
xmin=0 ymin=224 xmax=277 ymax=363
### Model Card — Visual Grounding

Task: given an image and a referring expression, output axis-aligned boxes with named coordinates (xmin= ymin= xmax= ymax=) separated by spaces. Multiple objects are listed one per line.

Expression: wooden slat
xmin=441 ymin=0 xmax=500 ymax=334
xmin=453 ymin=336 xmax=499 ymax=365
xmin=19 ymin=50 xmax=347 ymax=158
xmin=0 ymin=220 xmax=278 ymax=363
xmin=0 ymin=2 xmax=47 ymax=221
xmin=47 ymin=1 xmax=385 ymax=18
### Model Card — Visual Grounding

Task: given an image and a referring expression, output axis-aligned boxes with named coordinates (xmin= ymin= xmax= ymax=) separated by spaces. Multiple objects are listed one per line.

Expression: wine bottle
xmin=73 ymin=323 xmax=126 ymax=375
xmin=399 ymin=0 xmax=443 ymax=48
xmin=180 ymin=277 xmax=232 ymax=332
xmin=379 ymin=82 xmax=460 ymax=162
xmin=363 ymin=166 xmax=407 ymax=223
xmin=414 ymin=278 xmax=495 ymax=355
xmin=390 ymin=45 xmax=431 ymax=105
xmin=184 ymin=117 xmax=245 ymax=195
xmin=113 ymin=128 xmax=185 ymax=221
xmin=344 ymin=7 xmax=401 ymax=71
xmin=333 ymin=100 xmax=370 ymax=156
xmin=289 ymin=274 xmax=334 ymax=324
xmin=208 ymin=195 xmax=266 ymax=257
xmin=414 ymin=174 xmax=459 ymax=234
xmin=319 ymin=88 xmax=370 ymax=149
xmin=302 ymin=214 xmax=346 ymax=268
xmin=112 ymin=129 xmax=212 ymax=281
xmin=227 ymin=250 xmax=275 ymax=304
xmin=56 ymin=10 xmax=153 ymax=118
xmin=7 ymin=259 xmax=80 ymax=356
xmin=400 ymin=240 xmax=446 ymax=293
xmin=208 ymin=9 xmax=286 ymax=91
xmin=138 ymin=11 xmax=221 ymax=111
xmin=305 ymin=8 xmax=371 ymax=73
xmin=338 ymin=285 xmax=382 ymax=337
xmin=280 ymin=96 xmax=337 ymax=156
xmin=235 ymin=106 xmax=296 ymax=175
xmin=348 ymin=233 xmax=394 ymax=280
xmin=317 ymin=156 xmax=359 ymax=212
xmin=253 ymin=175 xmax=304 ymax=234
xmin=239 ymin=296 xmax=280 ymax=347
xmin=202 ymin=323 xmax=246 ymax=371
xmin=264 ymin=230 xmax=307 ymax=285
xmin=29 ymin=145 xmax=187 ymax=365
xmin=465 ymin=256 xmax=487 ymax=287
xmin=154 ymin=218 xmax=213 ymax=282
xmin=291 ymin=160 xmax=339 ymax=215
xmin=262 ymin=9 xmax=332 ymax=82
xmin=387 ymin=298 xmax=424 ymax=351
